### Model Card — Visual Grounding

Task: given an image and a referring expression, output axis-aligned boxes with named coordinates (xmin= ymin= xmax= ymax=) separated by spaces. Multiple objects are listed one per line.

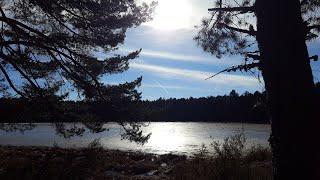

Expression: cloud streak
xmin=122 ymin=48 xmax=236 ymax=65
xmin=141 ymin=83 xmax=209 ymax=91
xmin=130 ymin=63 xmax=261 ymax=88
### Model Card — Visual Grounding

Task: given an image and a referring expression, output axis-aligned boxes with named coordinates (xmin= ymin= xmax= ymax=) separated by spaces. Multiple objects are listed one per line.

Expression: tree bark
xmin=255 ymin=0 xmax=319 ymax=179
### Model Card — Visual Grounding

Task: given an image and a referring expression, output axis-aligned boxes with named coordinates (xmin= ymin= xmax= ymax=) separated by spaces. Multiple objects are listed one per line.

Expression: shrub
xmin=172 ymin=133 xmax=272 ymax=180
xmin=87 ymin=138 xmax=103 ymax=149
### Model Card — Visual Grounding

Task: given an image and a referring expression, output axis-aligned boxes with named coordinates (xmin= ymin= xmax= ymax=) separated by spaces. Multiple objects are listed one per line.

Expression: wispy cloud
xmin=122 ymin=48 xmax=236 ymax=65
xmin=141 ymin=49 xmax=209 ymax=62
xmin=141 ymin=83 xmax=208 ymax=91
xmin=130 ymin=63 xmax=261 ymax=87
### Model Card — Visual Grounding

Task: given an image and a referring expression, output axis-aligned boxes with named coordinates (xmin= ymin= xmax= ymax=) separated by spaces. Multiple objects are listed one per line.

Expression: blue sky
xmin=100 ymin=0 xmax=320 ymax=100
xmin=1 ymin=0 xmax=319 ymax=101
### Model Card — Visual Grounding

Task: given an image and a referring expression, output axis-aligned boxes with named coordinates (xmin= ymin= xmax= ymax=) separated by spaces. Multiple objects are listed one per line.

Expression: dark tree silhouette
xmin=0 ymin=90 xmax=270 ymax=123
xmin=0 ymin=0 xmax=155 ymax=101
xmin=195 ymin=0 xmax=319 ymax=179
xmin=0 ymin=0 xmax=156 ymax=144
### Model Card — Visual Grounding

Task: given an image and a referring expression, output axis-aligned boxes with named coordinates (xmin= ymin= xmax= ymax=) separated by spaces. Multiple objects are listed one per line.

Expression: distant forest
xmin=1 ymin=83 xmax=319 ymax=124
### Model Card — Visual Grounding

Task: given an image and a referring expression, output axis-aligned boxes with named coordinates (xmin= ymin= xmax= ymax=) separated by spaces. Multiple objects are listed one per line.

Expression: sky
xmin=99 ymin=0 xmax=320 ymax=100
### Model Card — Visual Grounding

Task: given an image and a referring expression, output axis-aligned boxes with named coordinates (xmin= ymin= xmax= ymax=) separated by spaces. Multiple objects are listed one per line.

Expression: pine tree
xmin=195 ymin=0 xmax=319 ymax=179
xmin=0 ymin=0 xmax=156 ymax=102
xmin=0 ymin=0 xmax=156 ymax=143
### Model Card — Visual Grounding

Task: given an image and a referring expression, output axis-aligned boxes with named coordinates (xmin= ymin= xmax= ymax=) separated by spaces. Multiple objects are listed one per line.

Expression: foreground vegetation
xmin=173 ymin=134 xmax=272 ymax=180
xmin=0 ymin=134 xmax=272 ymax=180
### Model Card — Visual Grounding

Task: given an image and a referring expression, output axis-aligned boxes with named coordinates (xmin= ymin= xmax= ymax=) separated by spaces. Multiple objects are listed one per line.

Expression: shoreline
xmin=0 ymin=145 xmax=186 ymax=179
xmin=1 ymin=121 xmax=271 ymax=124
xmin=0 ymin=145 xmax=272 ymax=180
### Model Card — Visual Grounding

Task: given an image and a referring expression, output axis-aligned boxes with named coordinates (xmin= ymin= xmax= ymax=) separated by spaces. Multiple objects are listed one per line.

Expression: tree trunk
xmin=255 ymin=0 xmax=319 ymax=179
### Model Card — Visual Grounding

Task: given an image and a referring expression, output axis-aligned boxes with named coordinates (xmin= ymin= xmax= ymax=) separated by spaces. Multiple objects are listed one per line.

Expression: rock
xmin=134 ymin=170 xmax=160 ymax=179
xmin=159 ymin=154 xmax=186 ymax=164
xmin=130 ymin=154 xmax=145 ymax=161
xmin=131 ymin=166 xmax=150 ymax=175
xmin=74 ymin=156 xmax=86 ymax=161
xmin=164 ymin=168 xmax=173 ymax=174
xmin=104 ymin=170 xmax=122 ymax=178
xmin=161 ymin=163 xmax=167 ymax=167
xmin=146 ymin=170 xmax=158 ymax=176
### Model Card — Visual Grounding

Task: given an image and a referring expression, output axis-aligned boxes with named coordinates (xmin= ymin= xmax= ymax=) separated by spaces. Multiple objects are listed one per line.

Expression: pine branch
xmin=0 ymin=63 xmax=25 ymax=97
xmin=0 ymin=17 xmax=48 ymax=39
xmin=208 ymin=6 xmax=255 ymax=13
xmin=246 ymin=54 xmax=260 ymax=60
xmin=308 ymin=24 xmax=320 ymax=31
xmin=309 ymin=55 xmax=318 ymax=61
xmin=301 ymin=0 xmax=309 ymax=6
xmin=220 ymin=23 xmax=257 ymax=36
xmin=0 ymin=52 xmax=40 ymax=91
xmin=206 ymin=62 xmax=260 ymax=80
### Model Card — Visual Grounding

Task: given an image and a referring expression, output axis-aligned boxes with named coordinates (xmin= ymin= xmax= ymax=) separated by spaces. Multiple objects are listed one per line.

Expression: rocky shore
xmin=0 ymin=143 xmax=272 ymax=180
xmin=0 ymin=146 xmax=186 ymax=180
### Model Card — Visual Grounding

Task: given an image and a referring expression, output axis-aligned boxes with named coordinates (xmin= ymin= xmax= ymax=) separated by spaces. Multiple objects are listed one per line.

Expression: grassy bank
xmin=0 ymin=135 xmax=272 ymax=180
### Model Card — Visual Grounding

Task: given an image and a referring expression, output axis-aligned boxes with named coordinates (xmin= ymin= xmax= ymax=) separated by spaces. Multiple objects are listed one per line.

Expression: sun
xmin=146 ymin=0 xmax=193 ymax=30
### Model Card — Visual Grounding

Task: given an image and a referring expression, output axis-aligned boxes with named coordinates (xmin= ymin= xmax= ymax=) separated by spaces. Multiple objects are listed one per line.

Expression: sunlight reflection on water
xmin=0 ymin=122 xmax=270 ymax=155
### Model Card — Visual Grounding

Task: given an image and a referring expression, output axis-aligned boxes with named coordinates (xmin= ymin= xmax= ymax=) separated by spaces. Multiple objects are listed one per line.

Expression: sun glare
xmin=147 ymin=123 xmax=186 ymax=152
xmin=146 ymin=0 xmax=193 ymax=30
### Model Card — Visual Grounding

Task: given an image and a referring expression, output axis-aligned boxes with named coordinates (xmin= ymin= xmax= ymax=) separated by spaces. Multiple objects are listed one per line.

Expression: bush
xmin=172 ymin=133 xmax=272 ymax=180
xmin=245 ymin=145 xmax=272 ymax=163
xmin=212 ymin=132 xmax=246 ymax=162
xmin=87 ymin=138 xmax=103 ymax=149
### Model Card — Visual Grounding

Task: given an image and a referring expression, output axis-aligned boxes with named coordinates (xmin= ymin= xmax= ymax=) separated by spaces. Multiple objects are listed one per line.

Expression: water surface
xmin=0 ymin=122 xmax=270 ymax=155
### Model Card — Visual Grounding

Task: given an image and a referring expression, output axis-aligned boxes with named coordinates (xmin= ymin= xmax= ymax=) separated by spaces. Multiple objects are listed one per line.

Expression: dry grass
xmin=172 ymin=134 xmax=272 ymax=180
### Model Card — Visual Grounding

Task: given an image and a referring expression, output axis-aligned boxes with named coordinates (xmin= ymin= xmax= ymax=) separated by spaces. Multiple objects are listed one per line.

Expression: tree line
xmin=2 ymin=85 xmax=319 ymax=123
xmin=0 ymin=90 xmax=278 ymax=124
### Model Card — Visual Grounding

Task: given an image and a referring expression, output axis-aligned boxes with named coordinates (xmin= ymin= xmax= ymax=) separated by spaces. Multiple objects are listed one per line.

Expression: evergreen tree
xmin=195 ymin=0 xmax=319 ymax=179
xmin=0 ymin=0 xmax=156 ymax=102
xmin=0 ymin=0 xmax=156 ymax=143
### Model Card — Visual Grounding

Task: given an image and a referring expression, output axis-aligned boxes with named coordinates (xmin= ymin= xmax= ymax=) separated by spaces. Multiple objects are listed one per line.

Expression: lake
xmin=0 ymin=122 xmax=270 ymax=155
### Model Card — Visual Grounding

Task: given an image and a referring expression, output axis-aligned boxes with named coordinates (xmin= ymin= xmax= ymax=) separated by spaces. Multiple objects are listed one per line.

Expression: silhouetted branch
xmin=206 ymin=62 xmax=260 ymax=80
xmin=208 ymin=6 xmax=255 ymax=13
xmin=246 ymin=54 xmax=260 ymax=60
xmin=0 ymin=17 xmax=48 ymax=39
xmin=0 ymin=52 xmax=41 ymax=91
xmin=120 ymin=122 xmax=151 ymax=145
xmin=45 ymin=10 xmax=83 ymax=37
xmin=52 ymin=2 xmax=90 ymax=21
xmin=220 ymin=23 xmax=257 ymax=36
xmin=0 ymin=123 xmax=36 ymax=132
xmin=309 ymin=55 xmax=318 ymax=61
xmin=0 ymin=39 xmax=105 ymax=99
xmin=301 ymin=0 xmax=309 ymax=6
xmin=308 ymin=24 xmax=320 ymax=31
xmin=0 ymin=63 xmax=25 ymax=97
xmin=246 ymin=50 xmax=260 ymax=54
